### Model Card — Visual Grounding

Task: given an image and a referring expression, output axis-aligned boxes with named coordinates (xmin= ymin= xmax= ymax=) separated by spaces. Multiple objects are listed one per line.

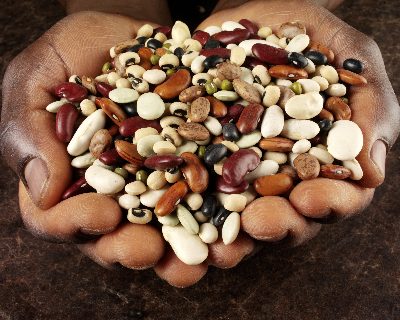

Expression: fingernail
xmin=371 ymin=140 xmax=387 ymax=178
xmin=24 ymin=158 xmax=48 ymax=205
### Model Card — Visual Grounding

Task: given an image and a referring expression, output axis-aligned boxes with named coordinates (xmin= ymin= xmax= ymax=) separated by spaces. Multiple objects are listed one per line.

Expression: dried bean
xmin=144 ymin=155 xmax=184 ymax=170
xmin=55 ymin=103 xmax=79 ymax=143
xmin=236 ymin=103 xmax=264 ymax=134
xmin=180 ymin=152 xmax=209 ymax=193
xmin=222 ymin=149 xmax=260 ymax=186
xmin=54 ymin=82 xmax=88 ymax=103
xmin=155 ymin=180 xmax=189 ymax=216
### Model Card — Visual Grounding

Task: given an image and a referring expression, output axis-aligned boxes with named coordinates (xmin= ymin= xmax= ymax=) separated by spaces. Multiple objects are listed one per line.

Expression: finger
xmin=1 ymin=12 xmax=153 ymax=209
xmin=78 ymin=223 xmax=165 ymax=270
xmin=241 ymin=196 xmax=321 ymax=246
xmin=19 ymin=181 xmax=122 ymax=242
xmin=154 ymin=247 xmax=208 ymax=288
xmin=207 ymin=232 xmax=255 ymax=268
xmin=289 ymin=178 xmax=375 ymax=220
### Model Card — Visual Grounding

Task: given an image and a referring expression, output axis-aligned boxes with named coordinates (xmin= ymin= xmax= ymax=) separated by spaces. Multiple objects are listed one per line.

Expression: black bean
xmin=121 ymin=102 xmax=137 ymax=117
xmin=203 ymin=39 xmax=222 ymax=49
xmin=136 ymin=36 xmax=148 ymax=45
xmin=204 ymin=55 xmax=224 ymax=69
xmin=146 ymin=38 xmax=162 ymax=50
xmin=201 ymin=195 xmax=218 ymax=217
xmin=343 ymin=58 xmax=363 ymax=74
xmin=305 ymin=51 xmax=327 ymax=65
xmin=174 ymin=47 xmax=185 ymax=60
xmin=212 ymin=208 xmax=231 ymax=226
xmin=127 ymin=44 xmax=144 ymax=53
xmin=318 ymin=119 xmax=333 ymax=132
xmin=176 ymin=65 xmax=192 ymax=72
xmin=222 ymin=123 xmax=241 ymax=141
xmin=204 ymin=144 xmax=228 ymax=166
xmin=288 ymin=52 xmax=308 ymax=69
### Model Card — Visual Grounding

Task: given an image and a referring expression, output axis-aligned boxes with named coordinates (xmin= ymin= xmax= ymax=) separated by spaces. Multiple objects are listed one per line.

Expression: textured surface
xmin=0 ymin=0 xmax=399 ymax=319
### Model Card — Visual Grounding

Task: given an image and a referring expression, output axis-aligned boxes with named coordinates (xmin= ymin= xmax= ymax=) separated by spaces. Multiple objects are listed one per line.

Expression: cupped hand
xmin=195 ymin=1 xmax=399 ymax=250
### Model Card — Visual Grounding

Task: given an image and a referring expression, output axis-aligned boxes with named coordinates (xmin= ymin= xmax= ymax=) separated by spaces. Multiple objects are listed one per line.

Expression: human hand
xmin=194 ymin=1 xmax=399 ymax=248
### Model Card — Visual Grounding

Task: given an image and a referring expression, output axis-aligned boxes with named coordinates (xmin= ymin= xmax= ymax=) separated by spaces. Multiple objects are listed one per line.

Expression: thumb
xmin=1 ymin=36 xmax=72 ymax=209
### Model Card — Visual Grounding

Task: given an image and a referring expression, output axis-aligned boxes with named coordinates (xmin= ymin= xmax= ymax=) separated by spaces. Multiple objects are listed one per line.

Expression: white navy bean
xmin=297 ymin=79 xmax=320 ymax=93
xmin=85 ymin=165 xmax=125 ymax=194
xmin=177 ymin=204 xmax=199 ymax=234
xmin=157 ymin=213 xmax=180 ymax=226
xmin=222 ymin=212 xmax=241 ymax=245
xmin=109 ymin=88 xmax=139 ymax=104
xmin=281 ymin=119 xmax=320 ymax=140
xmin=198 ymin=223 xmax=218 ymax=244
xmin=203 ymin=25 xmax=222 ymax=35
xmin=261 ymin=105 xmax=284 ymax=138
xmin=245 ymin=160 xmax=279 ymax=182
xmin=224 ymin=194 xmax=247 ymax=212
xmin=140 ymin=187 xmax=168 ymax=207
xmin=285 ymin=92 xmax=323 ymax=120
xmin=118 ymin=194 xmax=140 ymax=210
xmin=71 ymin=152 xmax=96 ymax=168
xmin=285 ymin=34 xmax=310 ymax=52
xmin=142 ymin=69 xmax=166 ymax=85
xmin=46 ymin=100 xmax=67 ymax=113
xmin=325 ymin=84 xmax=347 ymax=97
xmin=171 ymin=21 xmax=191 ymax=44
xmin=147 ymin=171 xmax=167 ymax=190
xmin=125 ymin=181 xmax=147 ymax=195
xmin=222 ymin=21 xmax=245 ymax=31
xmin=191 ymin=55 xmax=206 ymax=74
xmin=137 ymin=92 xmax=165 ymax=120
xmin=292 ymin=139 xmax=312 ymax=154
xmin=204 ymin=116 xmax=222 ymax=136
xmin=213 ymin=90 xmax=239 ymax=101
xmin=308 ymin=147 xmax=334 ymax=164
xmin=342 ymin=159 xmax=364 ymax=180
xmin=263 ymin=151 xmax=288 ymax=164
xmin=184 ymin=193 xmax=203 ymax=211
xmin=236 ymin=130 xmax=262 ymax=148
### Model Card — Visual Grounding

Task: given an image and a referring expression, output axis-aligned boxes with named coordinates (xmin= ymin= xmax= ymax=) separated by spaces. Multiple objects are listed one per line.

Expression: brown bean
xmin=81 ymin=76 xmax=97 ymax=95
xmin=144 ymin=155 xmax=184 ymax=170
xmin=155 ymin=180 xmax=189 ymax=216
xmin=179 ymin=85 xmax=206 ymax=102
xmin=115 ymin=140 xmax=144 ymax=166
xmin=320 ymin=164 xmax=351 ymax=180
xmin=325 ymin=96 xmax=351 ymax=120
xmin=254 ymin=173 xmax=293 ymax=196
xmin=293 ymin=153 xmax=320 ymax=180
xmin=155 ymin=47 xmax=168 ymax=57
xmin=119 ymin=116 xmax=161 ymax=137
xmin=199 ymin=48 xmax=231 ymax=58
xmin=202 ymin=96 xmax=226 ymax=118
xmin=180 ymin=152 xmax=209 ymax=193
xmin=236 ymin=103 xmax=264 ymax=134
xmin=123 ymin=163 xmax=140 ymax=175
xmin=268 ymin=65 xmax=308 ymax=80
xmin=217 ymin=61 xmax=242 ymax=80
xmin=318 ymin=108 xmax=334 ymax=122
xmin=89 ymin=129 xmax=112 ymax=158
xmin=212 ymin=29 xmax=251 ymax=45
xmin=54 ymin=82 xmax=88 ymax=103
xmin=95 ymin=97 xmax=127 ymax=126
xmin=308 ymin=41 xmax=335 ymax=64
xmin=279 ymin=164 xmax=298 ymax=180
xmin=277 ymin=22 xmax=306 ymax=39
xmin=55 ymin=103 xmax=80 ymax=143
xmin=232 ymin=78 xmax=261 ymax=104
xmin=337 ymin=69 xmax=367 ymax=86
xmin=259 ymin=137 xmax=294 ymax=152
xmin=138 ymin=47 xmax=153 ymax=70
xmin=188 ymin=97 xmax=210 ymax=122
xmin=277 ymin=85 xmax=295 ymax=109
xmin=215 ymin=176 xmax=249 ymax=194
xmin=178 ymin=122 xmax=210 ymax=141
xmin=222 ymin=149 xmax=260 ymax=186
xmin=154 ymin=69 xmax=192 ymax=100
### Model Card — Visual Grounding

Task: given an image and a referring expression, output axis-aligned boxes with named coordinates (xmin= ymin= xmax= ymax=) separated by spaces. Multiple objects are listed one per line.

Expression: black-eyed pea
xmin=161 ymin=126 xmax=183 ymax=147
xmin=126 ymin=65 xmax=146 ymax=78
xmin=118 ymin=194 xmax=140 ymax=210
xmin=262 ymin=85 xmax=281 ymax=107
xmin=125 ymin=181 xmax=147 ymax=196
xmin=184 ymin=193 xmax=204 ymax=211
xmin=252 ymin=65 xmax=271 ymax=86
xmin=165 ymin=170 xmax=182 ymax=184
xmin=198 ymin=223 xmax=218 ymax=244
xmin=127 ymin=208 xmax=153 ymax=224
xmin=147 ymin=170 xmax=167 ymax=190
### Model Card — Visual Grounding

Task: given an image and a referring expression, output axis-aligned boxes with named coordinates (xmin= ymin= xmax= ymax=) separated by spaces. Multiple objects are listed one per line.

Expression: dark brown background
xmin=0 ymin=0 xmax=399 ymax=319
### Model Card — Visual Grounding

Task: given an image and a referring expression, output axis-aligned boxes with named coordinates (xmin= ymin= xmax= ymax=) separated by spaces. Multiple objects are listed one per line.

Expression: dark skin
xmin=1 ymin=0 xmax=399 ymax=287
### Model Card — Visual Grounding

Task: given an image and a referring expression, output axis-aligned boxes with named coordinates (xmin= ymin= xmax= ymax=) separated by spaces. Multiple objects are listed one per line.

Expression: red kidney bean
xmin=236 ymin=103 xmax=264 ymax=134
xmin=54 ymin=82 xmax=88 ymax=103
xmin=211 ymin=28 xmax=251 ymax=45
xmin=239 ymin=19 xmax=258 ymax=34
xmin=154 ymin=26 xmax=171 ymax=37
xmin=244 ymin=56 xmax=268 ymax=69
xmin=222 ymin=149 xmax=260 ymax=186
xmin=200 ymin=48 xmax=231 ymax=58
xmin=144 ymin=155 xmax=184 ymax=170
xmin=99 ymin=148 xmax=122 ymax=165
xmin=95 ymin=82 xmax=114 ymax=98
xmin=55 ymin=103 xmax=79 ymax=143
xmin=249 ymin=34 xmax=263 ymax=40
xmin=119 ymin=116 xmax=162 ymax=137
xmin=61 ymin=177 xmax=94 ymax=200
xmin=215 ymin=176 xmax=249 ymax=194
xmin=219 ymin=104 xmax=244 ymax=126
xmin=252 ymin=43 xmax=289 ymax=65
xmin=192 ymin=30 xmax=210 ymax=46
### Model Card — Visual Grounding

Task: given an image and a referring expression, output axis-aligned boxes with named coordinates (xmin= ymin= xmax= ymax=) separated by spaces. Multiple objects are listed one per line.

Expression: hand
xmin=190 ymin=0 xmax=399 ymax=262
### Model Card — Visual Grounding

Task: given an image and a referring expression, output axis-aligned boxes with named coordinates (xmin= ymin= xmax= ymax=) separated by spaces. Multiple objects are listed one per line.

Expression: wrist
xmin=61 ymin=0 xmax=172 ymax=25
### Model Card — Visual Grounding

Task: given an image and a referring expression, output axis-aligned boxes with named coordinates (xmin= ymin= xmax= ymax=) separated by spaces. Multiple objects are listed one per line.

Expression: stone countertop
xmin=0 ymin=0 xmax=399 ymax=319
